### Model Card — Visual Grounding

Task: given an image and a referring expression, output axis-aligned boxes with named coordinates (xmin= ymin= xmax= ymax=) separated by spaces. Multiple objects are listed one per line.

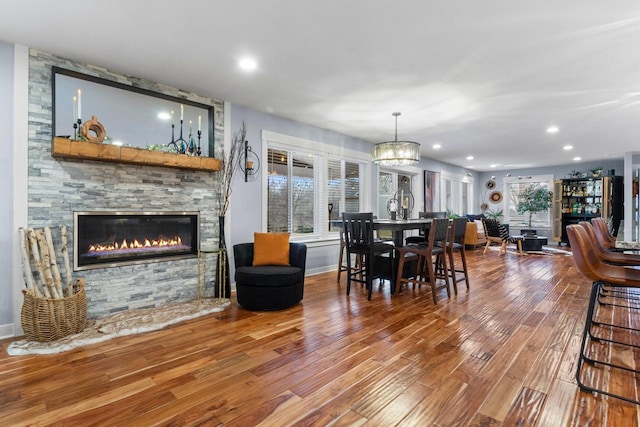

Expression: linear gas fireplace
xmin=74 ymin=211 xmax=199 ymax=271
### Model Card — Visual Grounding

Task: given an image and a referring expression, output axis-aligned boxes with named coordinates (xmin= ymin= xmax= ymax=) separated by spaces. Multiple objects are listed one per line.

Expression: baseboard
xmin=0 ymin=323 xmax=15 ymax=340
xmin=306 ymin=266 xmax=335 ymax=276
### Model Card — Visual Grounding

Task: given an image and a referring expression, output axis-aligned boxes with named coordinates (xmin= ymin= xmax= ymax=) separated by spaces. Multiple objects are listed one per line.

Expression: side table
xmin=197 ymin=248 xmax=227 ymax=302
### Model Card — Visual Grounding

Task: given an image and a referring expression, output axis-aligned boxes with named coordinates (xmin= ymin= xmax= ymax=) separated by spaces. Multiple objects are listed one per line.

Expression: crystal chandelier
xmin=372 ymin=112 xmax=420 ymax=166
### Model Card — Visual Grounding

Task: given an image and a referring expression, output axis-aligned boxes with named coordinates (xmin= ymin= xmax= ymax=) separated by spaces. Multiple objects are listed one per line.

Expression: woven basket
xmin=21 ymin=278 xmax=87 ymax=342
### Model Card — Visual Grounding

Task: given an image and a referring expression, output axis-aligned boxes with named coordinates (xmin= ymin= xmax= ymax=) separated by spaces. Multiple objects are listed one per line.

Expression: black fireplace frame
xmin=73 ymin=211 xmax=200 ymax=271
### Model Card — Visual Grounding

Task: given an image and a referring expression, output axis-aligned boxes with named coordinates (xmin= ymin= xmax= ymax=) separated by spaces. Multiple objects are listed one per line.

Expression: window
xmin=266 ymin=148 xmax=315 ymax=234
xmin=263 ymin=131 xmax=369 ymax=240
xmin=440 ymin=171 xmax=473 ymax=216
xmin=328 ymin=159 xmax=360 ymax=232
xmin=504 ymin=175 xmax=554 ymax=228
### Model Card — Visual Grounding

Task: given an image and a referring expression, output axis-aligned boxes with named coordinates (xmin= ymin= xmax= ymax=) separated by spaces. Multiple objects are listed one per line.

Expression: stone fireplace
xmin=74 ymin=211 xmax=199 ymax=271
xmin=28 ymin=49 xmax=225 ymax=318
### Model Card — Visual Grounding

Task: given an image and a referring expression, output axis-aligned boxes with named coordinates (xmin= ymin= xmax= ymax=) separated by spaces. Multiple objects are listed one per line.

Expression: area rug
xmin=486 ymin=245 xmax=572 ymax=256
xmin=7 ymin=298 xmax=231 ymax=356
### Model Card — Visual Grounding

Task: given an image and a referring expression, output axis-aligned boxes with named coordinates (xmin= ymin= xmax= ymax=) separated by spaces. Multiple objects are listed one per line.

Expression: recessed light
xmin=157 ymin=112 xmax=171 ymax=120
xmin=573 ymin=156 xmax=582 ymax=161
xmin=563 ymin=145 xmax=573 ymax=151
xmin=239 ymin=57 xmax=257 ymax=71
xmin=432 ymin=143 xmax=441 ymax=149
xmin=547 ymin=126 xmax=559 ymax=134
xmin=490 ymin=164 xmax=497 ymax=168
xmin=466 ymin=155 xmax=474 ymax=160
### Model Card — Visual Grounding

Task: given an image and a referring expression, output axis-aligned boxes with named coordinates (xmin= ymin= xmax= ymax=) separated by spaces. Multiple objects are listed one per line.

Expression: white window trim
xmin=261 ymin=130 xmax=370 ymax=241
xmin=503 ymin=174 xmax=554 ymax=228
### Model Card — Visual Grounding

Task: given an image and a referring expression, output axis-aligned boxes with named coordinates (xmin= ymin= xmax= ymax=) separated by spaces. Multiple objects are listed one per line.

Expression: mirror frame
xmin=51 ymin=66 xmax=215 ymax=157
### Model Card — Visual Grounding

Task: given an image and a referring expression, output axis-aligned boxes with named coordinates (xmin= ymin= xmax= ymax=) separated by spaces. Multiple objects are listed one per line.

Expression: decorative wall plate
xmin=480 ymin=203 xmax=489 ymax=211
xmin=485 ymin=180 xmax=496 ymax=190
xmin=489 ymin=191 xmax=503 ymax=203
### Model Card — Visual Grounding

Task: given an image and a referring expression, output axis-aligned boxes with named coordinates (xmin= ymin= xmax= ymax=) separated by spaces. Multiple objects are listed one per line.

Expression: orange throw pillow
xmin=253 ymin=232 xmax=290 ymax=266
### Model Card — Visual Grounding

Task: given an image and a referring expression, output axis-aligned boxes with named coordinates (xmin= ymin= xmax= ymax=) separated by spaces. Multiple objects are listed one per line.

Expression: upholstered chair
xmin=233 ymin=242 xmax=307 ymax=310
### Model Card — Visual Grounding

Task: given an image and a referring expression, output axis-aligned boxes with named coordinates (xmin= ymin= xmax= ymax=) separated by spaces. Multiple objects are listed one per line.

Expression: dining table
xmin=332 ymin=217 xmax=434 ymax=247
xmin=373 ymin=218 xmax=434 ymax=247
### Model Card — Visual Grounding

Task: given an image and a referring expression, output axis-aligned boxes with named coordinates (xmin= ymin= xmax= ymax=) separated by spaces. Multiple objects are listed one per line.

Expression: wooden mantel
xmin=51 ymin=137 xmax=221 ymax=172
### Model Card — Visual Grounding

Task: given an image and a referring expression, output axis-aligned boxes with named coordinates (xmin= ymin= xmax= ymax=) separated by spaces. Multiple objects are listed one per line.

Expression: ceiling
xmin=2 ymin=1 xmax=640 ymax=172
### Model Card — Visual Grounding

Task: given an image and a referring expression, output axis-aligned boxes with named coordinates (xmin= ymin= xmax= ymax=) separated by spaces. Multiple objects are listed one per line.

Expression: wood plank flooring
xmin=1 ymin=248 xmax=639 ymax=426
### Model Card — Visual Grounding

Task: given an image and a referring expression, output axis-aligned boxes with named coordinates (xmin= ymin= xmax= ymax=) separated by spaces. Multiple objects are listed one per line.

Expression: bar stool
xmin=337 ymin=226 xmax=361 ymax=282
xmin=566 ymin=224 xmax=640 ymax=405
xmin=405 ymin=211 xmax=445 ymax=245
xmin=444 ymin=217 xmax=470 ymax=294
xmin=591 ymin=216 xmax=634 ymax=253
xmin=394 ymin=218 xmax=450 ymax=303
xmin=342 ymin=212 xmax=395 ymax=300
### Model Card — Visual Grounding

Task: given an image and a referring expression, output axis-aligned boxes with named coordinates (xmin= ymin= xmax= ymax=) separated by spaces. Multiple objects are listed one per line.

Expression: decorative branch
xmin=61 ymin=225 xmax=73 ymax=293
xmin=36 ymin=229 xmax=60 ymax=299
xmin=217 ymin=121 xmax=246 ymax=217
xmin=18 ymin=227 xmax=41 ymax=297
xmin=44 ymin=227 xmax=64 ymax=298
xmin=27 ymin=228 xmax=51 ymax=298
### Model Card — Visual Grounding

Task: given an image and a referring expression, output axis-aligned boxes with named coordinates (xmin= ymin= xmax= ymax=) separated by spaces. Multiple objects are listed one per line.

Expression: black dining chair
xmin=342 ymin=212 xmax=396 ymax=300
xmin=337 ymin=226 xmax=361 ymax=283
xmin=443 ymin=217 xmax=470 ymax=294
xmin=394 ymin=218 xmax=450 ymax=303
xmin=405 ymin=211 xmax=446 ymax=245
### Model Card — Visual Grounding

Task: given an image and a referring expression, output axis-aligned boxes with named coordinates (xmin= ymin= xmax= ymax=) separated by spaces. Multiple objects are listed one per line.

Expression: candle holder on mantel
xmin=238 ymin=140 xmax=260 ymax=182
xmin=167 ymin=119 xmax=188 ymax=154
xmin=73 ymin=118 xmax=81 ymax=140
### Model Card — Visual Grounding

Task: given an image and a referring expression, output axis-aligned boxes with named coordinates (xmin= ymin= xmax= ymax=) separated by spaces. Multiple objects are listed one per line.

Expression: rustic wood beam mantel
xmin=51 ymin=137 xmax=221 ymax=172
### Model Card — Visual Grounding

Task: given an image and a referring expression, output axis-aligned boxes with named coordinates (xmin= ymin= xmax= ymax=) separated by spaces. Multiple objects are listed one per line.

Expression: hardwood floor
xmin=1 ymin=248 xmax=639 ymax=426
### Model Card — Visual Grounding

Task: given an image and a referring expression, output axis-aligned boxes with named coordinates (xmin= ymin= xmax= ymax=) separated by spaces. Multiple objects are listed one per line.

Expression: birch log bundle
xmin=19 ymin=226 xmax=77 ymax=299
xmin=19 ymin=225 xmax=87 ymax=341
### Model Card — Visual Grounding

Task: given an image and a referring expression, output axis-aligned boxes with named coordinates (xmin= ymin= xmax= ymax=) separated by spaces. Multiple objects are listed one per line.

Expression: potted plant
xmin=590 ymin=167 xmax=603 ymax=177
xmin=446 ymin=210 xmax=459 ymax=219
xmin=516 ymin=184 xmax=553 ymax=230
xmin=485 ymin=208 xmax=503 ymax=221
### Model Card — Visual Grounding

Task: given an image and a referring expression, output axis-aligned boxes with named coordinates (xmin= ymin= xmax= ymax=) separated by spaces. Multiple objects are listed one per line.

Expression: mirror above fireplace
xmin=52 ymin=66 xmax=214 ymax=156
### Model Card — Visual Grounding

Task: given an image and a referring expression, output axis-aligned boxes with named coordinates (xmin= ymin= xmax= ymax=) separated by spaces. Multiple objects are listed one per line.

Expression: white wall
xmin=0 ymin=42 xmax=14 ymax=336
xmin=0 ymin=42 xmax=29 ymax=338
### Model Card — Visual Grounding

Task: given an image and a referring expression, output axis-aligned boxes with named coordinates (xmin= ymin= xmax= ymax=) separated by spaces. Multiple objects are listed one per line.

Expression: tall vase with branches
xmin=214 ymin=121 xmax=245 ymax=298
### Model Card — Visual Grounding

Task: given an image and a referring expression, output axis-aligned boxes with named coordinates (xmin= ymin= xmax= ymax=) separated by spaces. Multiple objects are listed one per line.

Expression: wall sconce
xmin=239 ymin=140 xmax=260 ymax=182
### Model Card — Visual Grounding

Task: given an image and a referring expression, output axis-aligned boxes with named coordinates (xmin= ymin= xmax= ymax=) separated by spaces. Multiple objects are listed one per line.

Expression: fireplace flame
xmin=88 ymin=236 xmax=183 ymax=253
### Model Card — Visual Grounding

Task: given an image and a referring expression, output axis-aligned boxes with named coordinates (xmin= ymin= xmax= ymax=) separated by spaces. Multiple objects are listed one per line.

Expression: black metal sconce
xmin=239 ymin=140 xmax=260 ymax=182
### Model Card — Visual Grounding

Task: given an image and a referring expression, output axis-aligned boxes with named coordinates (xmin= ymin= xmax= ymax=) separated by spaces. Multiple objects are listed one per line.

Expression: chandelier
xmin=372 ymin=112 xmax=420 ymax=166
